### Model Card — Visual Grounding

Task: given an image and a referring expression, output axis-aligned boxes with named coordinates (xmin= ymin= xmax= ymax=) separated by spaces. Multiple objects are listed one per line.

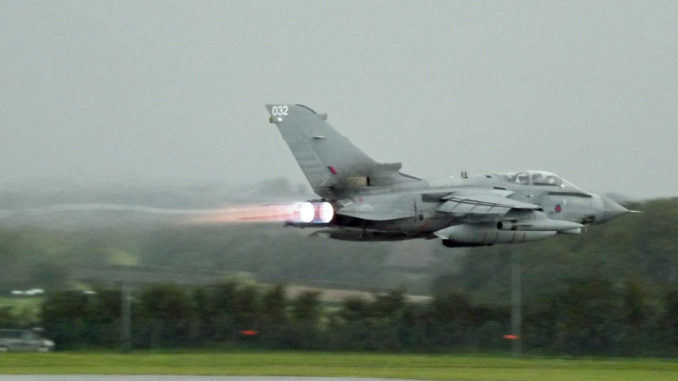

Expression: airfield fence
xmin=16 ymin=277 xmax=678 ymax=356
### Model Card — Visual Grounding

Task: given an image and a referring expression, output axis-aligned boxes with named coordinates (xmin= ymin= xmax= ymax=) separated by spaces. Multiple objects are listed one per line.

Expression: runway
xmin=0 ymin=377 xmax=420 ymax=381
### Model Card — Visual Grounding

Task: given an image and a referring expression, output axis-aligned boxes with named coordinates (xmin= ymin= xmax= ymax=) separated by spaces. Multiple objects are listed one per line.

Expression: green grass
xmin=0 ymin=296 xmax=42 ymax=321
xmin=1 ymin=351 xmax=678 ymax=380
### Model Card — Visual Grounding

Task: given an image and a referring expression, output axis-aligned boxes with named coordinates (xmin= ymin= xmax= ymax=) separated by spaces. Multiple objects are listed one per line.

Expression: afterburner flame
xmin=184 ymin=201 xmax=333 ymax=225
xmin=299 ymin=202 xmax=315 ymax=223
xmin=317 ymin=202 xmax=334 ymax=223
xmin=186 ymin=203 xmax=302 ymax=224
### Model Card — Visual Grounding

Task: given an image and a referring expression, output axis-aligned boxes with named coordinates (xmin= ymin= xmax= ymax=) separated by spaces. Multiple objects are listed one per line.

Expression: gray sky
xmin=1 ymin=1 xmax=677 ymax=199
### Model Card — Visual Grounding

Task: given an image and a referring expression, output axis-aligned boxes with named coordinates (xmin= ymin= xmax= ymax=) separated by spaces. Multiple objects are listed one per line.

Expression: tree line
xmin=3 ymin=197 xmax=678 ymax=355
xmin=36 ymin=277 xmax=678 ymax=356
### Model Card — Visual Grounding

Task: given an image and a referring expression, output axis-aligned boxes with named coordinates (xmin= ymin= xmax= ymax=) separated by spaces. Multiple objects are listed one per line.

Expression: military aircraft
xmin=266 ymin=104 xmax=629 ymax=247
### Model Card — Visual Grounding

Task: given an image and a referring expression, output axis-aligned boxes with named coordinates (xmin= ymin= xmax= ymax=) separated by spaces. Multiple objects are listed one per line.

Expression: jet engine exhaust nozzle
xmin=291 ymin=201 xmax=334 ymax=224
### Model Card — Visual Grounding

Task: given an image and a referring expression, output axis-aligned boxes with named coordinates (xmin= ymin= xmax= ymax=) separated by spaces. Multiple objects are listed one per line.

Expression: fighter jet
xmin=266 ymin=104 xmax=629 ymax=247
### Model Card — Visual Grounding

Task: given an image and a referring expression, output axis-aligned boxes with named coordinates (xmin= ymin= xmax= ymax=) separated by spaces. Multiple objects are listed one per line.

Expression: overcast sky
xmin=1 ymin=1 xmax=676 ymax=200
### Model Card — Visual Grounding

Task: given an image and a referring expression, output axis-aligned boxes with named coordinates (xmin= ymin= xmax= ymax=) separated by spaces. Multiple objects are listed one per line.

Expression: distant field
xmin=0 ymin=296 xmax=41 ymax=321
xmin=1 ymin=351 xmax=678 ymax=381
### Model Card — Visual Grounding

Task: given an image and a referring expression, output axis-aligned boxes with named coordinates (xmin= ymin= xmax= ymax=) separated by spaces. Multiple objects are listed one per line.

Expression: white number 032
xmin=271 ymin=105 xmax=289 ymax=116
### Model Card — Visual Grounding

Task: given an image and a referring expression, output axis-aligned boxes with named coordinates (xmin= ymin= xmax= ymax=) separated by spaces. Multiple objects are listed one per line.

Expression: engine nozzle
xmin=292 ymin=201 xmax=334 ymax=224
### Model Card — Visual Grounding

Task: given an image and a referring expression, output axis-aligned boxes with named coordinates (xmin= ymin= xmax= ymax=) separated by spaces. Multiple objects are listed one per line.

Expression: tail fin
xmin=266 ymin=104 xmax=422 ymax=196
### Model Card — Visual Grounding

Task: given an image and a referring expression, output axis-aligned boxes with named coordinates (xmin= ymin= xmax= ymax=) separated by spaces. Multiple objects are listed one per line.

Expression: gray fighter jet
xmin=266 ymin=104 xmax=629 ymax=247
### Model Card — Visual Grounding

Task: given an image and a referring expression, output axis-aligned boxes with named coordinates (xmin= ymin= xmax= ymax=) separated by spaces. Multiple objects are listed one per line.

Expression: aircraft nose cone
xmin=600 ymin=196 xmax=628 ymax=222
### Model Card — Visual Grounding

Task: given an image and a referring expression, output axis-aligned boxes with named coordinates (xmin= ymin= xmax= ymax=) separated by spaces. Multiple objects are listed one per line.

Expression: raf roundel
xmin=555 ymin=204 xmax=562 ymax=213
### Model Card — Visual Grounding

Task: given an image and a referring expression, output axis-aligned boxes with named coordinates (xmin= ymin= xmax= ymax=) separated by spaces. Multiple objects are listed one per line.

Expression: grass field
xmin=1 ymin=351 xmax=678 ymax=381
xmin=0 ymin=296 xmax=42 ymax=321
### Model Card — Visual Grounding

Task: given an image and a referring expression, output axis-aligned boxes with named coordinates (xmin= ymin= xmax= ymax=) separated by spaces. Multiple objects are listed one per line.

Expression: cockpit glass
xmin=531 ymin=172 xmax=560 ymax=186
xmin=514 ymin=172 xmax=529 ymax=185
xmin=559 ymin=178 xmax=581 ymax=191
xmin=499 ymin=171 xmax=581 ymax=191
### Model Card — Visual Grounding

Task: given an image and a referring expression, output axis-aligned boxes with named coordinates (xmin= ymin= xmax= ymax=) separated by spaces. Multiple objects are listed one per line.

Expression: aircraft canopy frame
xmin=499 ymin=170 xmax=582 ymax=191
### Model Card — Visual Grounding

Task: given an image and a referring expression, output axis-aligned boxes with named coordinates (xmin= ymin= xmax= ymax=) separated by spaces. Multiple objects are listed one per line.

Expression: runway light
xmin=240 ymin=330 xmax=259 ymax=337
xmin=503 ymin=334 xmax=520 ymax=340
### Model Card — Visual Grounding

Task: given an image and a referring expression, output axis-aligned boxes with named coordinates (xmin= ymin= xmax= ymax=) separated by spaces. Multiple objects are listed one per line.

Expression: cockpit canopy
xmin=499 ymin=170 xmax=581 ymax=191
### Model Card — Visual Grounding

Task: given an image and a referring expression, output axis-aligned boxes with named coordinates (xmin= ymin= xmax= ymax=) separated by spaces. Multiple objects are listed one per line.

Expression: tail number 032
xmin=271 ymin=105 xmax=289 ymax=116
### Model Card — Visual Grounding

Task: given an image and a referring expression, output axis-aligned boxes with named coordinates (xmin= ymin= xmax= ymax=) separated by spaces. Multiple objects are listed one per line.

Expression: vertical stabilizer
xmin=266 ymin=104 xmax=422 ymax=196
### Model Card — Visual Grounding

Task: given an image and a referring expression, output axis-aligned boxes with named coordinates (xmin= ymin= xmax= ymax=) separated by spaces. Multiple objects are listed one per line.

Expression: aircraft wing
xmin=436 ymin=191 xmax=540 ymax=215
xmin=333 ymin=190 xmax=541 ymax=222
